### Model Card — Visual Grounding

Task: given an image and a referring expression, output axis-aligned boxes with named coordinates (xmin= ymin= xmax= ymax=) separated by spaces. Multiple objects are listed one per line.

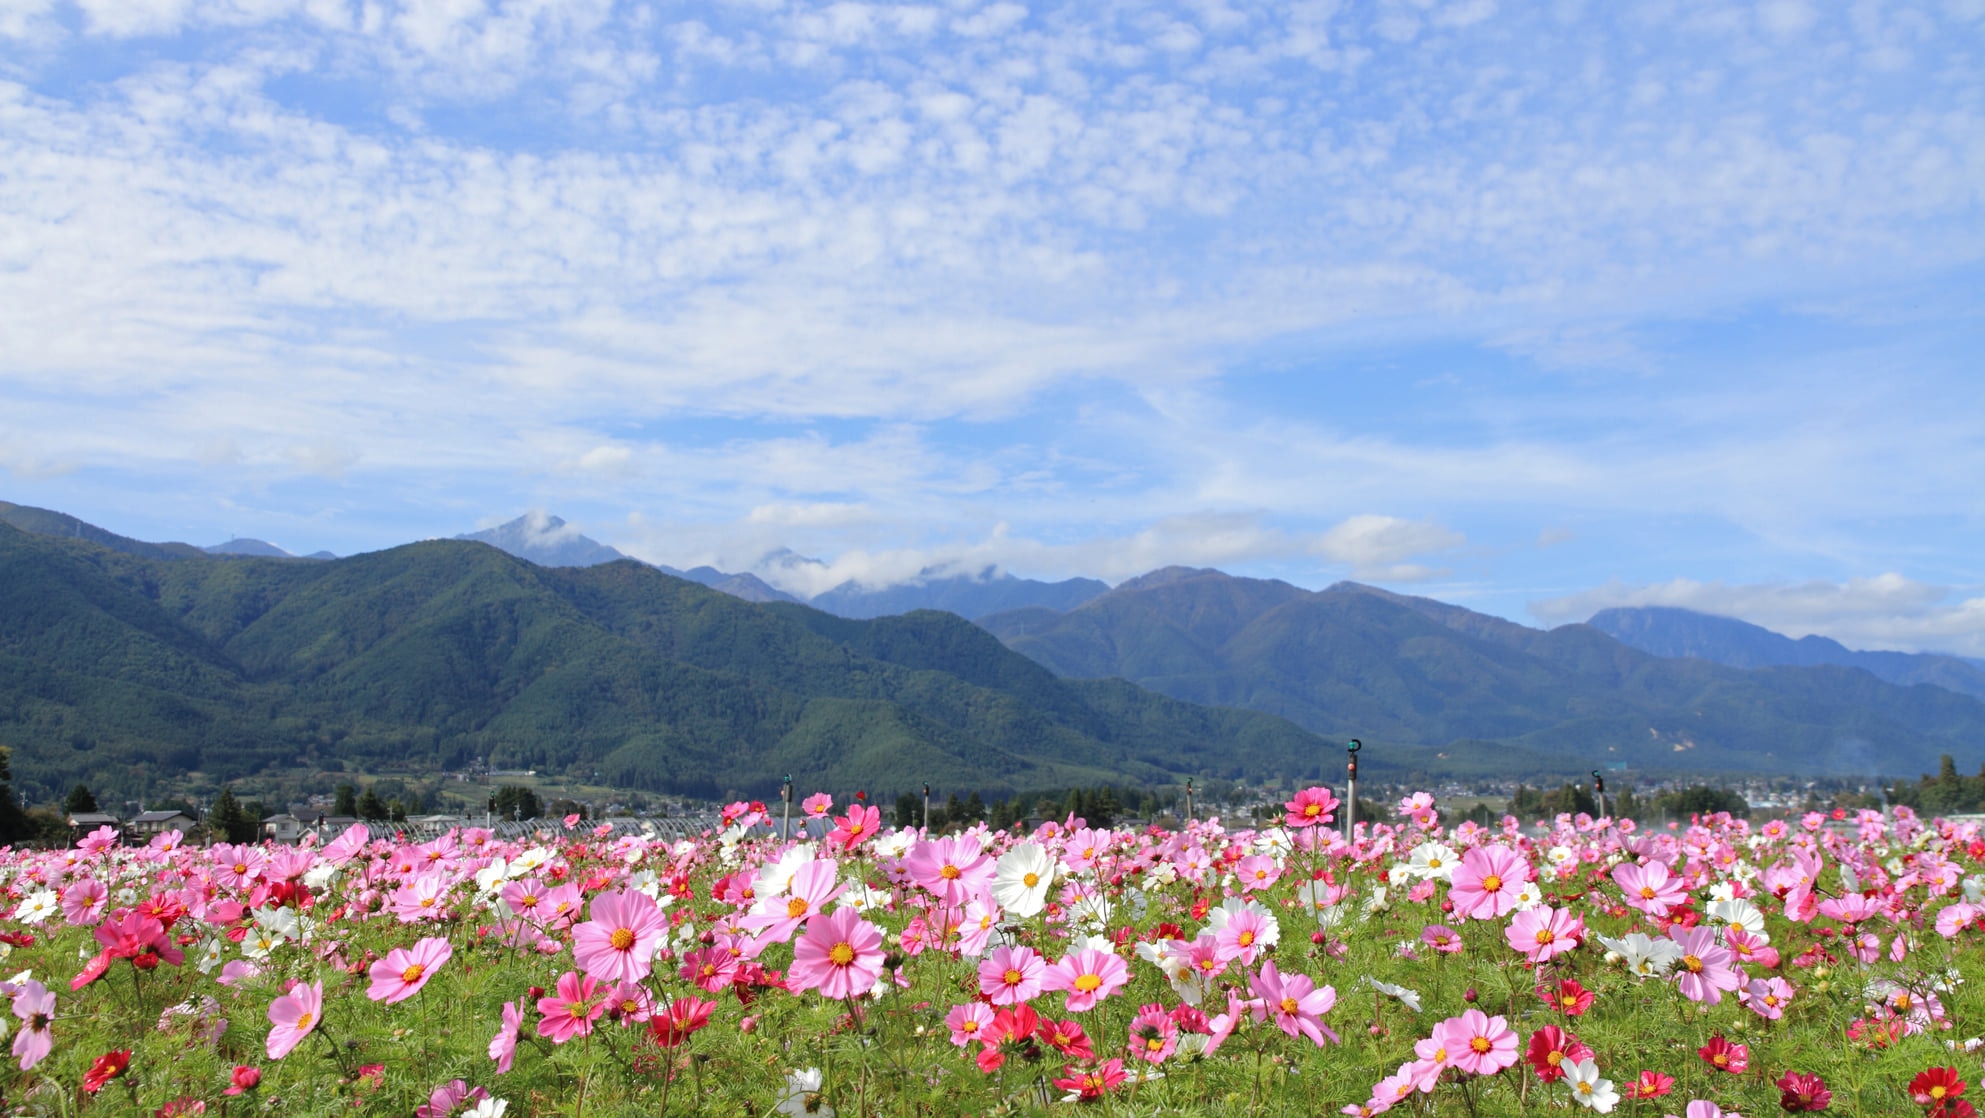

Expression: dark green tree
xmin=492 ymin=784 xmax=541 ymax=821
xmin=356 ymin=787 xmax=388 ymax=821
xmin=209 ymin=787 xmax=259 ymax=844
xmin=64 ymin=784 xmax=98 ymax=814
xmin=892 ymin=792 xmax=918 ymax=831
xmin=0 ymin=748 xmax=35 ymax=843
xmin=334 ymin=783 xmax=358 ymax=817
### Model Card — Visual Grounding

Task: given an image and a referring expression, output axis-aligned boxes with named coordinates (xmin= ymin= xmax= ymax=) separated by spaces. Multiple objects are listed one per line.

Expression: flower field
xmin=4 ymin=790 xmax=1985 ymax=1117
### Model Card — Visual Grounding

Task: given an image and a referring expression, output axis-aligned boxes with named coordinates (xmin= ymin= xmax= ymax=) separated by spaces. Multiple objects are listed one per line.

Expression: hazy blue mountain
xmin=978 ymin=568 xmax=1985 ymax=777
xmin=205 ymin=538 xmax=295 ymax=558
xmin=811 ymin=569 xmax=1109 ymax=620
xmin=656 ymin=565 xmax=801 ymax=604
xmin=455 ymin=513 xmax=625 ymax=567
xmin=1587 ymin=606 xmax=1985 ymax=703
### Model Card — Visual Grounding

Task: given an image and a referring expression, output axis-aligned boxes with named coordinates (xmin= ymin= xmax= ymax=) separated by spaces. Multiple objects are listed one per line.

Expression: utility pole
xmin=922 ymin=783 xmax=931 ymax=833
xmin=781 ymin=775 xmax=792 ymax=842
xmin=1345 ymin=740 xmax=1361 ymax=836
xmin=1592 ymin=770 xmax=1607 ymax=822
xmin=1184 ymin=779 xmax=1194 ymax=823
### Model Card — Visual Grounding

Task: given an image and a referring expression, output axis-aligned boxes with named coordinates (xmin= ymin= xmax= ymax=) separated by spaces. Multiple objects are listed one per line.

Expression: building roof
xmin=133 ymin=809 xmax=194 ymax=823
xmin=66 ymin=812 xmax=120 ymax=826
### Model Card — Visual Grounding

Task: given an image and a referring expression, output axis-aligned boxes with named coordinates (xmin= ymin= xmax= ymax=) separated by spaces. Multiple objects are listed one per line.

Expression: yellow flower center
xmin=1304 ymin=804 xmax=1321 ymax=817
xmin=1074 ymin=973 xmax=1103 ymax=993
xmin=401 ymin=964 xmax=425 ymax=984
xmin=1022 ymin=872 xmax=1039 ymax=887
xmin=296 ymin=1011 xmax=313 ymax=1029
xmin=1481 ymin=875 xmax=1502 ymax=892
xmin=940 ymin=864 xmax=960 ymax=880
xmin=828 ymin=942 xmax=855 ymax=966
xmin=1682 ymin=954 xmax=1704 ymax=973
xmin=610 ymin=927 xmax=636 ymax=951
xmin=787 ymin=897 xmax=810 ymax=918
xmin=1535 ymin=930 xmax=1555 ymax=944
xmin=1003 ymin=968 xmax=1023 ymax=986
xmin=1547 ymin=1051 xmax=1563 ymax=1067
xmin=1279 ymin=996 xmax=1298 ymax=1014
xmin=1640 ymin=886 xmax=1656 ymax=899
xmin=1470 ymin=1037 xmax=1491 ymax=1054
xmin=1933 ymin=1086 xmax=1949 ymax=1100
xmin=1237 ymin=931 xmax=1255 ymax=947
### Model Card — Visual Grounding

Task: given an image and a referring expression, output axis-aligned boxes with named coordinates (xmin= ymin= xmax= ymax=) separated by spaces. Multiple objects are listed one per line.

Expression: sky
xmin=2 ymin=0 xmax=1983 ymax=654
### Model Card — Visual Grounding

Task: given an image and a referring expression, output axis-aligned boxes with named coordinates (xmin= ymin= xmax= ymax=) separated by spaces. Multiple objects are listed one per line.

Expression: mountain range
xmin=977 ymin=568 xmax=1985 ymax=778
xmin=0 ymin=513 xmax=1334 ymax=806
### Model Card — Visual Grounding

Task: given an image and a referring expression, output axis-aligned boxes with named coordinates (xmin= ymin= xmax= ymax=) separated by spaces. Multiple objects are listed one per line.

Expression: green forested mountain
xmin=0 ymin=521 xmax=1332 ymax=804
xmin=979 ymin=568 xmax=1985 ymax=777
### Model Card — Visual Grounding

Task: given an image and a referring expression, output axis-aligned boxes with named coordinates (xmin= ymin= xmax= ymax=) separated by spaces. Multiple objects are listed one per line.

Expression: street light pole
xmin=781 ymin=776 xmax=792 ymax=842
xmin=1345 ymin=740 xmax=1362 ymax=836
xmin=1591 ymin=770 xmax=1607 ymax=822
xmin=1184 ymin=779 xmax=1194 ymax=823
xmin=922 ymin=784 xmax=931 ymax=833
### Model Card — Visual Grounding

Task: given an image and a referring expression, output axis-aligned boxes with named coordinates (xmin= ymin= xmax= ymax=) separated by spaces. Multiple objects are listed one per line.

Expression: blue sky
xmin=2 ymin=0 xmax=1983 ymax=653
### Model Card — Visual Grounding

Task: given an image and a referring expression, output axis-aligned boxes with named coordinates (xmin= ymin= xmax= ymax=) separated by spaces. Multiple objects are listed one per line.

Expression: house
xmin=262 ymin=813 xmax=304 ymax=843
xmin=129 ymin=809 xmax=197 ymax=839
xmin=65 ymin=811 xmax=120 ymax=833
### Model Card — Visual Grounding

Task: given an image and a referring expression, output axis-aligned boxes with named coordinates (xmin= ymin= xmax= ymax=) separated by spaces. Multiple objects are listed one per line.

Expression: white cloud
xmin=1313 ymin=514 xmax=1465 ymax=581
xmin=1530 ymin=574 xmax=1985 ymax=657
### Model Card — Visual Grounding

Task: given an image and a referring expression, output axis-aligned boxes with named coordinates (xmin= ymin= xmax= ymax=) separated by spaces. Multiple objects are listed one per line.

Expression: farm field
xmin=2 ymin=791 xmax=1980 ymax=1117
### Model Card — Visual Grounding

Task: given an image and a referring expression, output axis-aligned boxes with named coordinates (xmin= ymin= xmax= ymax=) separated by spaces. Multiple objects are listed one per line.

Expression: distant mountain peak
xmin=1112 ymin=566 xmax=1229 ymax=592
xmin=204 ymin=538 xmax=293 ymax=558
xmin=456 ymin=513 xmax=625 ymax=568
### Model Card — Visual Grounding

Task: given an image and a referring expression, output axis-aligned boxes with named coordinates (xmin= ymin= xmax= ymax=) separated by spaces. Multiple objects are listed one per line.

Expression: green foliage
xmin=1650 ymin=784 xmax=1751 ymax=819
xmin=1887 ymin=753 xmax=1985 ymax=814
xmin=356 ymin=788 xmax=388 ymax=821
xmin=208 ymin=786 xmax=259 ymax=844
xmin=64 ymin=782 xmax=97 ymax=813
xmin=334 ymin=783 xmax=358 ymax=816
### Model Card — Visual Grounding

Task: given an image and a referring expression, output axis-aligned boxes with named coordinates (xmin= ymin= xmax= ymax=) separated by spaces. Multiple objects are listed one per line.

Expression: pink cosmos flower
xmin=367 ymin=936 xmax=452 ymax=1004
xmin=488 ymin=999 xmax=524 ymax=1073
xmin=740 ymin=859 xmax=844 ymax=945
xmin=388 ymin=873 xmax=454 ymax=922
xmin=573 ymin=889 xmax=669 ymax=984
xmin=978 ymin=945 xmax=1046 ymax=1006
xmin=1248 ymin=961 xmax=1339 ymax=1047
xmin=1127 ymin=1002 xmax=1179 ymax=1064
xmin=1613 ymin=860 xmax=1687 ymax=914
xmin=1504 ymin=905 xmax=1583 ymax=964
xmin=537 ymin=972 xmax=605 ymax=1043
xmin=78 ymin=824 xmax=119 ymax=854
xmin=829 ymin=804 xmax=882 ymax=851
xmin=1422 ymin=924 xmax=1465 ymax=954
xmin=415 ymin=1079 xmax=488 ymax=1118
xmin=61 ymin=879 xmax=107 ymax=926
xmin=1669 ymin=926 xmax=1742 ymax=1006
xmin=265 ymin=980 xmax=323 ymax=1060
xmin=1042 ymin=947 xmax=1131 ymax=1013
xmin=1235 ymin=855 xmax=1281 ymax=893
xmin=1213 ymin=908 xmax=1273 ymax=965
xmin=788 ymin=907 xmax=886 ymax=1001
xmin=1284 ymin=786 xmax=1340 ymax=829
xmin=946 ymin=1003 xmax=996 ymax=1047
xmin=802 ymin=793 xmax=833 ymax=819
xmin=10 ymin=980 xmax=54 ymax=1070
xmin=679 ymin=947 xmax=740 ymax=993
xmin=95 ymin=910 xmax=184 ymax=968
xmin=1405 ymin=1031 xmax=1454 ymax=1093
xmin=1449 ymin=846 xmax=1529 ymax=921
xmin=1434 ymin=1009 xmax=1519 ymax=1075
xmin=1740 ymin=976 xmax=1793 ymax=1020
xmin=904 ymin=836 xmax=994 ymax=907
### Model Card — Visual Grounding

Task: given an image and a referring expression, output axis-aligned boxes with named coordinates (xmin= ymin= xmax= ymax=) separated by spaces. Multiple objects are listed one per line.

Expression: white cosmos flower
xmin=754 ymin=847 xmax=818 ymax=900
xmin=775 ymin=1068 xmax=834 ymax=1118
xmin=1204 ymin=898 xmax=1280 ymax=949
xmin=1564 ymin=1058 xmax=1618 ymax=1112
xmin=465 ymin=1100 xmax=508 ymax=1118
xmin=871 ymin=829 xmax=916 ymax=858
xmin=1407 ymin=842 xmax=1460 ymax=882
xmin=1596 ymin=932 xmax=1682 ymax=979
xmin=240 ymin=927 xmax=284 ymax=960
xmin=1705 ymin=898 xmax=1767 ymax=938
xmin=1067 ymin=893 xmax=1114 ymax=928
xmin=990 ymin=842 xmax=1056 ymax=918
xmin=475 ymin=860 xmax=510 ymax=895
xmin=1363 ymin=976 xmax=1422 ymax=1012
xmin=13 ymin=891 xmax=58 ymax=925
xmin=508 ymin=848 xmax=552 ymax=876
xmin=194 ymin=939 xmax=225 ymax=974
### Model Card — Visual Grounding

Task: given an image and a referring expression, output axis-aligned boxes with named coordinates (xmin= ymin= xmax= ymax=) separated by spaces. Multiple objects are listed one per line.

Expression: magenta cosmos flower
xmin=1248 ymin=961 xmax=1339 ymax=1047
xmin=788 ymin=907 xmax=886 ymax=1001
xmin=573 ymin=889 xmax=670 ymax=983
xmin=1435 ymin=1009 xmax=1518 ymax=1075
xmin=904 ymin=835 xmax=994 ymax=907
xmin=1042 ymin=947 xmax=1130 ymax=1013
xmin=1612 ymin=860 xmax=1688 ymax=915
xmin=265 ymin=980 xmax=323 ymax=1060
xmin=367 ymin=936 xmax=452 ymax=1004
xmin=1449 ymin=846 xmax=1529 ymax=921
xmin=978 ymin=945 xmax=1047 ymax=1006
xmin=1669 ymin=927 xmax=1742 ymax=1005
xmin=1504 ymin=905 xmax=1583 ymax=964
xmin=537 ymin=972 xmax=606 ymax=1043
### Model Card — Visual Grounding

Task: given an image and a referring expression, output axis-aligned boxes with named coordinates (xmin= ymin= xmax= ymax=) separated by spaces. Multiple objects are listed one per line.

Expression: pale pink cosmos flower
xmin=904 ymin=836 xmax=994 ymax=907
xmin=1405 ymin=1030 xmax=1455 ymax=1093
xmin=1247 ymin=961 xmax=1339 ymax=1047
xmin=1936 ymin=902 xmax=1981 ymax=939
xmin=60 ymin=879 xmax=107 ymax=927
xmin=265 ymin=980 xmax=323 ymax=1060
xmin=488 ymin=999 xmax=524 ymax=1073
xmin=945 ymin=1003 xmax=996 ymax=1047
xmin=537 ymin=972 xmax=605 ymax=1043
xmin=1422 ymin=924 xmax=1465 ymax=954
xmin=1434 ymin=1009 xmax=1518 ymax=1075
xmin=387 ymin=874 xmax=454 ymax=923
xmin=1127 ymin=1002 xmax=1179 ymax=1064
xmin=788 ymin=907 xmax=886 ymax=1001
xmin=1213 ymin=909 xmax=1273 ymax=965
xmin=11 ymin=980 xmax=54 ymax=1070
xmin=740 ymin=860 xmax=844 ymax=945
xmin=1505 ymin=905 xmax=1584 ymax=964
xmin=1449 ymin=846 xmax=1529 ymax=921
xmin=802 ymin=793 xmax=833 ymax=819
xmin=1042 ymin=947 xmax=1130 ymax=1013
xmin=573 ymin=889 xmax=670 ymax=984
xmin=368 ymin=936 xmax=452 ymax=1004
xmin=1740 ymin=976 xmax=1793 ymax=1020
xmin=978 ymin=945 xmax=1046 ymax=1006
xmin=77 ymin=825 xmax=119 ymax=854
xmin=1669 ymin=927 xmax=1742 ymax=1006
xmin=1613 ymin=860 xmax=1687 ymax=915
xmin=1235 ymin=855 xmax=1281 ymax=893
